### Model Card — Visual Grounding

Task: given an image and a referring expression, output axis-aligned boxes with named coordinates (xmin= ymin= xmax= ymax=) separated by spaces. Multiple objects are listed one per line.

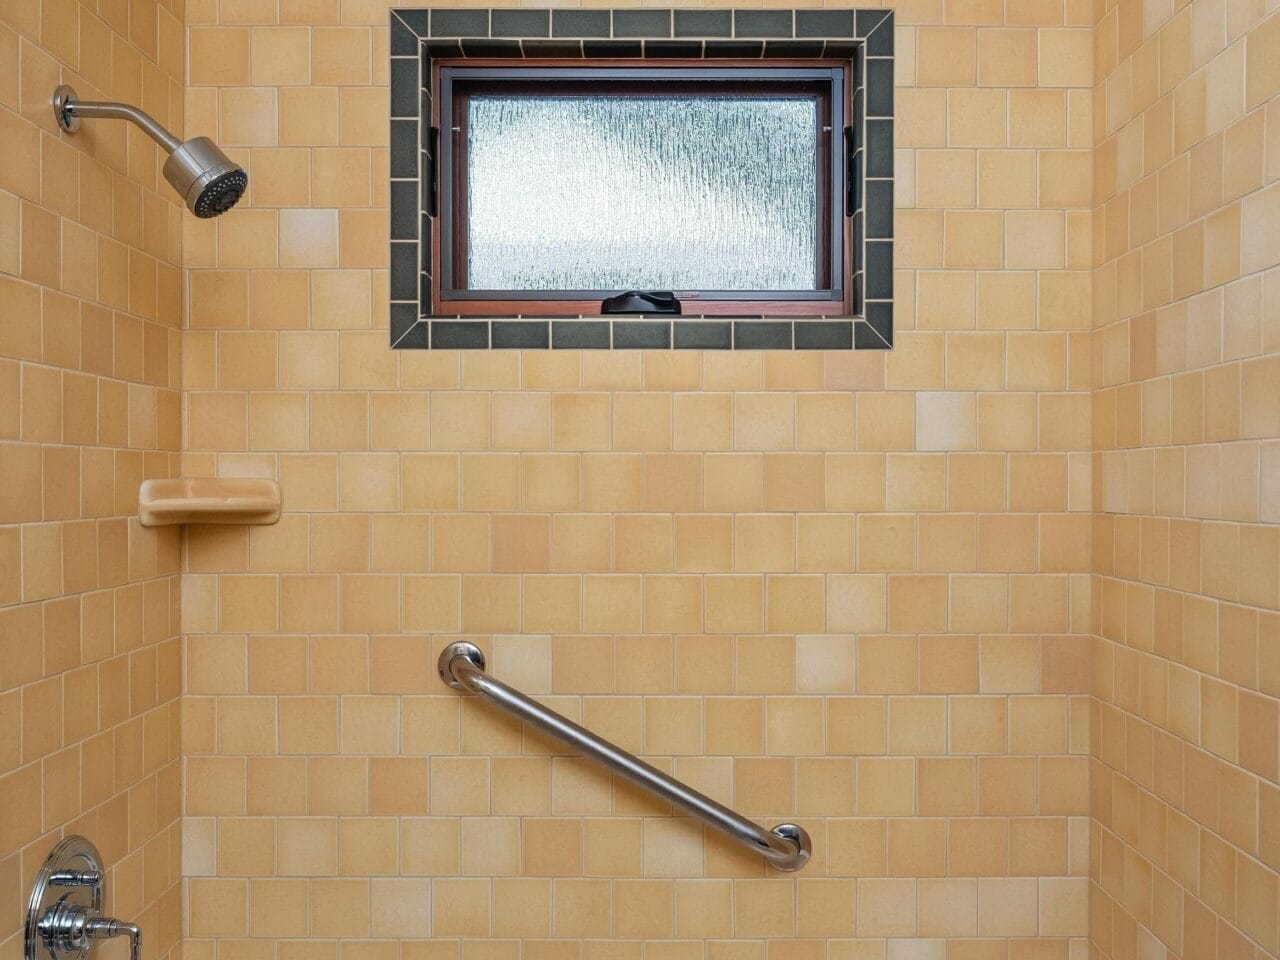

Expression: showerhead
xmin=54 ymin=85 xmax=247 ymax=219
xmin=162 ymin=138 xmax=249 ymax=219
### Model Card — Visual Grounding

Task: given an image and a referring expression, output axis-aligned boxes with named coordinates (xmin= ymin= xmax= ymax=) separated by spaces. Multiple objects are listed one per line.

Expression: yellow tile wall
xmin=8 ymin=0 xmax=1276 ymax=955
xmin=0 ymin=1 xmax=185 ymax=959
xmin=1090 ymin=0 xmax=1280 ymax=958
xmin=178 ymin=0 xmax=1101 ymax=956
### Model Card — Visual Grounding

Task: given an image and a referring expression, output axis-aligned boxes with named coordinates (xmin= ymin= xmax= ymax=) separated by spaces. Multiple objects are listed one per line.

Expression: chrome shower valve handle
xmin=48 ymin=871 xmax=101 ymax=888
xmin=37 ymin=900 xmax=141 ymax=960
xmin=27 ymin=837 xmax=142 ymax=960
xmin=86 ymin=920 xmax=141 ymax=960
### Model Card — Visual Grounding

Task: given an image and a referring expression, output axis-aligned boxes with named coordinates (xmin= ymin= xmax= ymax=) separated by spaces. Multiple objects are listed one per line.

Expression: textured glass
xmin=465 ymin=95 xmax=819 ymax=291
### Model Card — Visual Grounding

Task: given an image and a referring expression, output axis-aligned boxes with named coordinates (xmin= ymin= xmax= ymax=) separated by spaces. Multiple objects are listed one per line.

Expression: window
xmin=388 ymin=8 xmax=896 ymax=350
xmin=434 ymin=65 xmax=848 ymax=317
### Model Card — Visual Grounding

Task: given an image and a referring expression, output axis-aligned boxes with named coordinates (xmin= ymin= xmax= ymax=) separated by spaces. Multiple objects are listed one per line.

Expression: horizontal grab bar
xmin=437 ymin=642 xmax=812 ymax=872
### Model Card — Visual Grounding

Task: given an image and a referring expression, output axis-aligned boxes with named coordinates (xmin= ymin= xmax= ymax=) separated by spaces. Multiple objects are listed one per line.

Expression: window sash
xmin=432 ymin=62 xmax=850 ymax=317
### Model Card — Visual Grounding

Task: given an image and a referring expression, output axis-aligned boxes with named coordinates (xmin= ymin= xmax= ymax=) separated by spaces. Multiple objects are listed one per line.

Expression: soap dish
xmin=138 ymin=478 xmax=281 ymax=527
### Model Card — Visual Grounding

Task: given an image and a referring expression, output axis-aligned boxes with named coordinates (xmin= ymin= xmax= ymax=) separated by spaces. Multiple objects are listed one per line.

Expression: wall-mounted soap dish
xmin=138 ymin=478 xmax=281 ymax=527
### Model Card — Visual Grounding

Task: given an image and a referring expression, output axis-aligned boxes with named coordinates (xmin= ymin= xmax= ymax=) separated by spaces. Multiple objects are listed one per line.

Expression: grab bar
xmin=437 ymin=642 xmax=812 ymax=871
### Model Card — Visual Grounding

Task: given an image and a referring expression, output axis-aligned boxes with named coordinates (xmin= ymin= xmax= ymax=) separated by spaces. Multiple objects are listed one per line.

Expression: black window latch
xmin=600 ymin=291 xmax=682 ymax=315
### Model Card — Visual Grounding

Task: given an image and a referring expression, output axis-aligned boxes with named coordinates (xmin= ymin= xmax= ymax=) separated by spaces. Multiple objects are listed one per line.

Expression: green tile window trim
xmin=389 ymin=7 xmax=894 ymax=350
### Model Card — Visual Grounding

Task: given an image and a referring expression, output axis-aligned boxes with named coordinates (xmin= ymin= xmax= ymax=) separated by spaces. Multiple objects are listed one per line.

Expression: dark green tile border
xmin=389 ymin=8 xmax=894 ymax=349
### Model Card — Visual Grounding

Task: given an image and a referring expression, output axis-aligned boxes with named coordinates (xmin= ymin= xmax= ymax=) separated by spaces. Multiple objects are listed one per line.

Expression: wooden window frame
xmin=430 ymin=59 xmax=852 ymax=318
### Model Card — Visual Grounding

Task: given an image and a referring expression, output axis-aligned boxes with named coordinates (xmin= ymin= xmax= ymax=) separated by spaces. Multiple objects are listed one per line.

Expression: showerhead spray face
xmin=162 ymin=138 xmax=248 ymax=218
xmin=54 ymin=85 xmax=247 ymax=218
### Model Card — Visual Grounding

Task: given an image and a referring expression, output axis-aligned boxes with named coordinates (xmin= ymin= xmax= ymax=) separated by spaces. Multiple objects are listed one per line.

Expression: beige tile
xmin=17 ymin=4 xmax=1271 ymax=960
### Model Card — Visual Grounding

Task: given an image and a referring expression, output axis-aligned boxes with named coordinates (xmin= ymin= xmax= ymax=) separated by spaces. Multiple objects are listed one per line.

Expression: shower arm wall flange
xmin=53 ymin=85 xmax=181 ymax=153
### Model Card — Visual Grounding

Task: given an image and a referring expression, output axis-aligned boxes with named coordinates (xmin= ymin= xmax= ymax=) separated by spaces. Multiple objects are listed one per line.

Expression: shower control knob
xmin=49 ymin=872 xmax=101 ymax=888
xmin=26 ymin=837 xmax=142 ymax=960
xmin=37 ymin=904 xmax=140 ymax=960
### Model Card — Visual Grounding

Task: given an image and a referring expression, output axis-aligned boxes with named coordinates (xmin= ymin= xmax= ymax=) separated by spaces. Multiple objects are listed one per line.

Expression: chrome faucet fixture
xmin=27 ymin=837 xmax=141 ymax=960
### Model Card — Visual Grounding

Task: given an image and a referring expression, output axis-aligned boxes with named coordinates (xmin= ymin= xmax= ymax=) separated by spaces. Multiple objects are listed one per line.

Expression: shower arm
xmin=53 ymin=84 xmax=247 ymax=220
xmin=54 ymin=92 xmax=182 ymax=153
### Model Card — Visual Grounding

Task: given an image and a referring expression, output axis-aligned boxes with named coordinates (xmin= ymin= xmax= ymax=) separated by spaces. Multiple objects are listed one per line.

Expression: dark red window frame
xmin=430 ymin=59 xmax=852 ymax=318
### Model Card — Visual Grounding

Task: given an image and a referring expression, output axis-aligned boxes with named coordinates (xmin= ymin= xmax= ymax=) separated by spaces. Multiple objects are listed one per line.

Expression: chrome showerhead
xmin=162 ymin=138 xmax=248 ymax=219
xmin=54 ymin=85 xmax=247 ymax=219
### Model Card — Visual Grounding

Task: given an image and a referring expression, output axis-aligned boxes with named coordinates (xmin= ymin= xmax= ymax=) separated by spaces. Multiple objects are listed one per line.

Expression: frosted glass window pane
xmin=465 ymin=95 xmax=819 ymax=291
